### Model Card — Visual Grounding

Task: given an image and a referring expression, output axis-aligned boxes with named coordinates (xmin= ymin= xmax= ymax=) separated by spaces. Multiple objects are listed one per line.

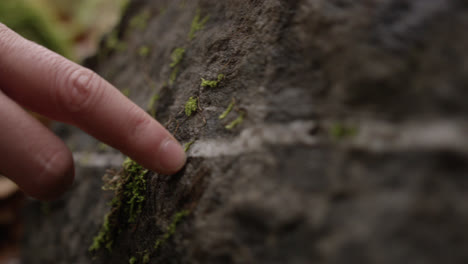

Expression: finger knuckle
xmin=36 ymin=147 xmax=73 ymax=196
xmin=54 ymin=64 xmax=103 ymax=114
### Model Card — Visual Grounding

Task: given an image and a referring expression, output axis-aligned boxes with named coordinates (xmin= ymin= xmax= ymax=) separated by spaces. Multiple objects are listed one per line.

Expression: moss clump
xmin=154 ymin=210 xmax=190 ymax=250
xmin=121 ymin=88 xmax=131 ymax=97
xmin=185 ymin=97 xmax=198 ymax=117
xmin=89 ymin=158 xmax=149 ymax=253
xmin=188 ymin=9 xmax=209 ymax=41
xmin=201 ymin=74 xmax=225 ymax=88
xmin=138 ymin=45 xmax=150 ymax=57
xmin=183 ymin=140 xmax=195 ymax=152
xmin=225 ymin=112 xmax=245 ymax=130
xmin=330 ymin=123 xmax=358 ymax=140
xmin=147 ymin=94 xmax=160 ymax=117
xmin=130 ymin=9 xmax=151 ymax=30
xmin=129 ymin=256 xmax=137 ymax=264
xmin=89 ymin=213 xmax=113 ymax=252
xmin=170 ymin=48 xmax=186 ymax=68
xmin=168 ymin=48 xmax=185 ymax=85
xmin=105 ymin=30 xmax=127 ymax=52
xmin=142 ymin=252 xmax=150 ymax=264
xmin=219 ymin=98 xmax=235 ymax=120
xmin=122 ymin=158 xmax=148 ymax=223
xmin=169 ymin=67 xmax=180 ymax=86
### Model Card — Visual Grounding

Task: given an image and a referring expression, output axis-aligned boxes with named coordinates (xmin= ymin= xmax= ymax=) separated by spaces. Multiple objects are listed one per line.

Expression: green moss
xmin=122 ymin=88 xmax=131 ymax=97
xmin=130 ymin=9 xmax=151 ymax=30
xmin=89 ymin=213 xmax=113 ymax=252
xmin=184 ymin=140 xmax=195 ymax=152
xmin=169 ymin=67 xmax=180 ymax=86
xmin=138 ymin=45 xmax=150 ymax=57
xmin=225 ymin=112 xmax=245 ymax=130
xmin=330 ymin=123 xmax=357 ymax=140
xmin=219 ymin=98 xmax=235 ymax=120
xmin=188 ymin=9 xmax=209 ymax=41
xmin=89 ymin=158 xmax=149 ymax=253
xmin=142 ymin=252 xmax=150 ymax=264
xmin=170 ymin=48 xmax=186 ymax=68
xmin=105 ymin=30 xmax=127 ymax=52
xmin=98 ymin=142 xmax=110 ymax=151
xmin=129 ymin=256 xmax=137 ymax=264
xmin=185 ymin=97 xmax=198 ymax=117
xmin=122 ymin=158 xmax=148 ymax=223
xmin=201 ymin=74 xmax=225 ymax=88
xmin=154 ymin=210 xmax=190 ymax=250
xmin=147 ymin=94 xmax=160 ymax=117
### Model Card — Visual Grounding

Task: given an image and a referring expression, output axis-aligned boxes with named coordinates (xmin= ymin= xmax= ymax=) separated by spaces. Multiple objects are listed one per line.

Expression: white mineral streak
xmin=352 ymin=120 xmax=468 ymax=152
xmin=73 ymin=152 xmax=125 ymax=168
xmin=189 ymin=121 xmax=318 ymax=157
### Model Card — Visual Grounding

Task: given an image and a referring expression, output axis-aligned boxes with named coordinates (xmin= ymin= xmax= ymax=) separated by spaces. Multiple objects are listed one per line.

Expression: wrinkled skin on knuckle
xmin=54 ymin=63 xmax=103 ymax=115
xmin=33 ymin=146 xmax=74 ymax=200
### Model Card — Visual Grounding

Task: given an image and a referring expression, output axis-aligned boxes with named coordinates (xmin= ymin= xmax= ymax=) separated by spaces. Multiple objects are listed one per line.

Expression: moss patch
xmin=330 ymin=123 xmax=358 ymax=140
xmin=130 ymin=9 xmax=151 ymax=30
xmin=188 ymin=9 xmax=209 ymax=41
xmin=89 ymin=158 xmax=149 ymax=253
xmin=154 ymin=210 xmax=190 ymax=250
xmin=170 ymin=48 xmax=186 ymax=68
xmin=147 ymin=94 xmax=160 ymax=117
xmin=201 ymin=74 xmax=225 ymax=88
xmin=183 ymin=140 xmax=195 ymax=152
xmin=138 ymin=45 xmax=150 ymax=57
xmin=219 ymin=98 xmax=235 ymax=120
xmin=185 ymin=97 xmax=198 ymax=117
xmin=225 ymin=112 xmax=245 ymax=130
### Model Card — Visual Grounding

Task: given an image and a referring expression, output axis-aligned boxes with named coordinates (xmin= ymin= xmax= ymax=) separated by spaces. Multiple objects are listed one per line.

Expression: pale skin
xmin=0 ymin=24 xmax=186 ymax=200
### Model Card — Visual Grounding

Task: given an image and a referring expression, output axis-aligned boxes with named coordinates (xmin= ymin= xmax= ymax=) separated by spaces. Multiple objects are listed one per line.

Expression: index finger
xmin=0 ymin=24 xmax=186 ymax=175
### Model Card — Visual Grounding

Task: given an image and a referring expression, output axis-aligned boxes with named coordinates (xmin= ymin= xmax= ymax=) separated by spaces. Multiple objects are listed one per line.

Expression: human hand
xmin=0 ymin=24 xmax=186 ymax=200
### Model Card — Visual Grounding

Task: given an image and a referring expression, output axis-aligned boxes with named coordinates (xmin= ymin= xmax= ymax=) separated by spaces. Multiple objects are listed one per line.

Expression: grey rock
xmin=22 ymin=0 xmax=468 ymax=263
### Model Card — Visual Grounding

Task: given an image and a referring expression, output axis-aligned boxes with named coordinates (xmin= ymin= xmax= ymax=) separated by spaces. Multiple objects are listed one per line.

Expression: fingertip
xmin=153 ymin=138 xmax=187 ymax=175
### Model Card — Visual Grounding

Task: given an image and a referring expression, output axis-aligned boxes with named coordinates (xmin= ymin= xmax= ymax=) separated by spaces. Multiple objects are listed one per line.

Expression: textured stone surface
xmin=22 ymin=0 xmax=468 ymax=263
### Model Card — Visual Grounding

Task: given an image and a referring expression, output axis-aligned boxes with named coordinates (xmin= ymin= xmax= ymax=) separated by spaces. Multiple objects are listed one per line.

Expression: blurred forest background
xmin=0 ymin=0 xmax=127 ymax=61
xmin=0 ymin=0 xmax=125 ymax=262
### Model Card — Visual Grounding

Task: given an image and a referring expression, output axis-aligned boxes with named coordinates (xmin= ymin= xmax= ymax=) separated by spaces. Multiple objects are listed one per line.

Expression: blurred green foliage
xmin=0 ymin=0 xmax=72 ymax=58
xmin=0 ymin=0 xmax=128 ymax=61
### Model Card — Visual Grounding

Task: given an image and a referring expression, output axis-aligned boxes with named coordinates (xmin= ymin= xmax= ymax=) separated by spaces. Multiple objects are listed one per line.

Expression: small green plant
xmin=330 ymin=123 xmax=358 ymax=140
xmin=89 ymin=213 xmax=113 ymax=252
xmin=121 ymin=88 xmax=131 ymax=97
xmin=188 ymin=9 xmax=209 ymax=41
xmin=169 ymin=68 xmax=180 ymax=85
xmin=225 ymin=112 xmax=245 ymax=130
xmin=142 ymin=252 xmax=150 ymax=264
xmin=201 ymin=74 xmax=225 ymax=88
xmin=89 ymin=158 xmax=149 ymax=253
xmin=129 ymin=256 xmax=137 ymax=264
xmin=106 ymin=30 xmax=127 ymax=52
xmin=154 ymin=210 xmax=190 ymax=250
xmin=219 ymin=98 xmax=235 ymax=120
xmin=130 ymin=9 xmax=151 ymax=30
xmin=170 ymin=48 xmax=185 ymax=68
xmin=185 ymin=97 xmax=198 ymax=116
xmin=184 ymin=140 xmax=195 ymax=152
xmin=138 ymin=45 xmax=150 ymax=57
xmin=147 ymin=93 xmax=160 ymax=117
xmin=122 ymin=158 xmax=148 ymax=223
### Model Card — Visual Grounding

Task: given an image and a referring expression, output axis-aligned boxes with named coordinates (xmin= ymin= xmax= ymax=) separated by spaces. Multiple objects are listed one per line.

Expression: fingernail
xmin=157 ymin=138 xmax=186 ymax=174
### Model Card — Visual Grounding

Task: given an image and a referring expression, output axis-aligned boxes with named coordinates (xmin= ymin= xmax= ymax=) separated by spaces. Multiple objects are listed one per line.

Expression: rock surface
xmin=22 ymin=0 xmax=468 ymax=263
